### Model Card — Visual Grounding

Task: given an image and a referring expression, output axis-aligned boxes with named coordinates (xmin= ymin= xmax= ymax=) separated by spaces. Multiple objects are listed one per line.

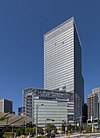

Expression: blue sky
xmin=0 ymin=0 xmax=100 ymax=113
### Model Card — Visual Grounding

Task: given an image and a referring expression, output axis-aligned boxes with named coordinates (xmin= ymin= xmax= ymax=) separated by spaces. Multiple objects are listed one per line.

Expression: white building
xmin=44 ymin=17 xmax=74 ymax=92
xmin=87 ymin=88 xmax=100 ymax=129
xmin=92 ymin=87 xmax=100 ymax=102
xmin=23 ymin=88 xmax=73 ymax=127
xmin=92 ymin=87 xmax=100 ymax=128
xmin=44 ymin=17 xmax=84 ymax=123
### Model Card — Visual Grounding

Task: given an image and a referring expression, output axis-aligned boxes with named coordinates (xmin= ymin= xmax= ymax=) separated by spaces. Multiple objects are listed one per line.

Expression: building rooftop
xmin=44 ymin=17 xmax=74 ymax=37
xmin=0 ymin=112 xmax=32 ymax=127
xmin=23 ymin=88 xmax=74 ymax=101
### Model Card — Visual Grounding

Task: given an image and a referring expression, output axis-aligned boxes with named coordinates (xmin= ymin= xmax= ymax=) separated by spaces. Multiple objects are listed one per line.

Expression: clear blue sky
xmin=0 ymin=0 xmax=100 ymax=113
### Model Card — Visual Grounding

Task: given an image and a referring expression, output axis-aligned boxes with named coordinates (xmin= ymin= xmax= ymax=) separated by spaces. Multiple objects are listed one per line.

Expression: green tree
xmin=25 ymin=127 xmax=31 ymax=135
xmin=30 ymin=128 xmax=36 ymax=136
xmin=61 ymin=123 xmax=65 ymax=132
xmin=16 ymin=128 xmax=21 ymax=136
xmin=46 ymin=123 xmax=57 ymax=134
xmin=21 ymin=127 xmax=25 ymax=135
xmin=67 ymin=124 xmax=71 ymax=131
xmin=86 ymin=125 xmax=92 ymax=132
xmin=3 ymin=132 xmax=14 ymax=138
xmin=38 ymin=127 xmax=44 ymax=135
xmin=15 ymin=127 xmax=25 ymax=136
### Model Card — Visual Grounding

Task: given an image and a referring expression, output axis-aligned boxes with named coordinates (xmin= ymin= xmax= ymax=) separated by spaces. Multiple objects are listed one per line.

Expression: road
xmin=56 ymin=133 xmax=100 ymax=138
xmin=67 ymin=133 xmax=100 ymax=138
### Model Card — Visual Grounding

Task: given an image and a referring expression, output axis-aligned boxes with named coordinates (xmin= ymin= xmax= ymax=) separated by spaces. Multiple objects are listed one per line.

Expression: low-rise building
xmin=23 ymin=88 xmax=74 ymax=127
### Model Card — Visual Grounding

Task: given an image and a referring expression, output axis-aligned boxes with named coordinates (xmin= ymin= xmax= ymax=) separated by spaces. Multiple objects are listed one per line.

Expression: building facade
xmin=44 ymin=17 xmax=84 ymax=123
xmin=18 ymin=107 xmax=25 ymax=115
xmin=92 ymin=87 xmax=100 ymax=119
xmin=87 ymin=89 xmax=100 ymax=129
xmin=89 ymin=87 xmax=100 ymax=129
xmin=0 ymin=99 xmax=12 ymax=114
xmin=23 ymin=88 xmax=74 ymax=127
xmin=87 ymin=93 xmax=98 ymax=128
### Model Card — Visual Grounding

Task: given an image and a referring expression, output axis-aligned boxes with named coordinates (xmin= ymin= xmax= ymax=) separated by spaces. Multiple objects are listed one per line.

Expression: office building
xmin=92 ymin=87 xmax=100 ymax=128
xmin=87 ymin=93 xmax=98 ymax=128
xmin=44 ymin=17 xmax=84 ymax=122
xmin=23 ymin=88 xmax=74 ymax=127
xmin=87 ymin=88 xmax=100 ymax=128
xmin=18 ymin=107 xmax=25 ymax=115
xmin=0 ymin=99 xmax=12 ymax=114
xmin=88 ymin=88 xmax=100 ymax=120
xmin=92 ymin=87 xmax=100 ymax=117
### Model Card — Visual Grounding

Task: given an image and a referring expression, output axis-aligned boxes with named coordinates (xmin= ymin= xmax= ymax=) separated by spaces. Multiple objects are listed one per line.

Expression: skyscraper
xmin=44 ymin=17 xmax=84 ymax=122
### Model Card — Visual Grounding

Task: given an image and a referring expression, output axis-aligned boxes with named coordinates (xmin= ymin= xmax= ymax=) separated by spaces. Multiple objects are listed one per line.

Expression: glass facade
xmin=23 ymin=88 xmax=73 ymax=126
xmin=0 ymin=99 xmax=12 ymax=114
xmin=44 ymin=17 xmax=84 ymax=123
xmin=44 ymin=18 xmax=74 ymax=92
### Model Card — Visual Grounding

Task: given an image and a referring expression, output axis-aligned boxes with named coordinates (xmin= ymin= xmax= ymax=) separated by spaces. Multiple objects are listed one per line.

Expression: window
xmin=62 ymin=86 xmax=66 ymax=90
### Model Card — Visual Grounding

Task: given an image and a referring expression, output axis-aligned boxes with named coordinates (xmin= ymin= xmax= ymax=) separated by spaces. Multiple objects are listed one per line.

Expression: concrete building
xmin=92 ymin=87 xmax=100 ymax=119
xmin=44 ymin=17 xmax=84 ymax=123
xmin=23 ymin=88 xmax=74 ymax=127
xmin=87 ymin=93 xmax=98 ymax=129
xmin=0 ymin=99 xmax=12 ymax=114
xmin=91 ymin=87 xmax=100 ymax=128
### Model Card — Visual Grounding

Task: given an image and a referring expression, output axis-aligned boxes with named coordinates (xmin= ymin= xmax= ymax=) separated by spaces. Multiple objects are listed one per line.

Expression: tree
xmin=38 ymin=127 xmax=44 ymax=135
xmin=30 ymin=128 xmax=36 ymax=136
xmin=46 ymin=123 xmax=57 ymax=134
xmin=16 ymin=128 xmax=21 ymax=136
xmin=86 ymin=125 xmax=92 ymax=132
xmin=3 ymin=132 xmax=15 ymax=138
xmin=25 ymin=127 xmax=31 ymax=135
xmin=61 ymin=123 xmax=65 ymax=132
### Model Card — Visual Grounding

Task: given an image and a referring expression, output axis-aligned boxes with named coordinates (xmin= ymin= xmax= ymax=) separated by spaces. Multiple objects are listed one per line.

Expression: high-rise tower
xmin=44 ymin=17 xmax=84 ymax=121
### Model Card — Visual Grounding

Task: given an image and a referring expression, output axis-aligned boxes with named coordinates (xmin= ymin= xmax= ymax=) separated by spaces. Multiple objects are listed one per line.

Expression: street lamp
xmin=36 ymin=104 xmax=44 ymax=137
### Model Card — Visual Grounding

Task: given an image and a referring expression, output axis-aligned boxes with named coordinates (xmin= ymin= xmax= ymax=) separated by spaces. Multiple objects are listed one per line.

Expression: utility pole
xmin=36 ymin=104 xmax=38 ymax=137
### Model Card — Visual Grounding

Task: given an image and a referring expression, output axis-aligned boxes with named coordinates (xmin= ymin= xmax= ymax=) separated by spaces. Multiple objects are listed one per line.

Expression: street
xmin=56 ymin=133 xmax=100 ymax=138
